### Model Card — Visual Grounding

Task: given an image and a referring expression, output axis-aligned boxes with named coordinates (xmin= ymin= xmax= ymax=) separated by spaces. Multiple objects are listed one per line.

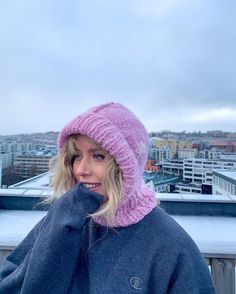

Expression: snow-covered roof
xmin=0 ymin=210 xmax=46 ymax=249
xmin=174 ymin=215 xmax=236 ymax=256
xmin=213 ymin=169 xmax=236 ymax=181
xmin=9 ymin=172 xmax=49 ymax=189
xmin=0 ymin=188 xmax=53 ymax=197
xmin=0 ymin=210 xmax=235 ymax=255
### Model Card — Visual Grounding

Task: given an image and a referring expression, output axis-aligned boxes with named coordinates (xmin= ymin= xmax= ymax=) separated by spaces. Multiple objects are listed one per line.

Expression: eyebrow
xmin=88 ymin=148 xmax=105 ymax=153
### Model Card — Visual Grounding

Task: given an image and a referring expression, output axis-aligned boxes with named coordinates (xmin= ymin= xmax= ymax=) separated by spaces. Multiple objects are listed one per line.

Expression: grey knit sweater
xmin=0 ymin=184 xmax=215 ymax=293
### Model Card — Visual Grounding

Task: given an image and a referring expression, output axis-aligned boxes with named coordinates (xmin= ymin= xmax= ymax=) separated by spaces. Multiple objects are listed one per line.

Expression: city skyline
xmin=0 ymin=1 xmax=236 ymax=135
xmin=1 ymin=129 xmax=236 ymax=139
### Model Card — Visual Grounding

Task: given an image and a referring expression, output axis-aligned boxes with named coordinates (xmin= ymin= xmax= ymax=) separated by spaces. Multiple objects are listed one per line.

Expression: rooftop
xmin=9 ymin=172 xmax=50 ymax=189
xmin=213 ymin=169 xmax=236 ymax=181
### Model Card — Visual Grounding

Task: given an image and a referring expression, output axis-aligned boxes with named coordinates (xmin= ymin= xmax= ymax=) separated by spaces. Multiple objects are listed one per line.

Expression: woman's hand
xmin=43 ymin=183 xmax=104 ymax=230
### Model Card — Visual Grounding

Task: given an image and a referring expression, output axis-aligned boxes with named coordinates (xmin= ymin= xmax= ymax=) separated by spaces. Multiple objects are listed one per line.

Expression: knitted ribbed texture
xmin=57 ymin=102 xmax=157 ymax=227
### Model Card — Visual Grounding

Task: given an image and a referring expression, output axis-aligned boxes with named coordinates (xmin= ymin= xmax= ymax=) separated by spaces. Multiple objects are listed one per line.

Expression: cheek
xmin=96 ymin=164 xmax=106 ymax=180
xmin=97 ymin=168 xmax=106 ymax=188
xmin=101 ymin=169 xmax=106 ymax=181
xmin=72 ymin=163 xmax=78 ymax=178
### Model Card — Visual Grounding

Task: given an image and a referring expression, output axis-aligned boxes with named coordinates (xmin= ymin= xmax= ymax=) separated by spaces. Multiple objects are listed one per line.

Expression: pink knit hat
xmin=57 ymin=102 xmax=157 ymax=227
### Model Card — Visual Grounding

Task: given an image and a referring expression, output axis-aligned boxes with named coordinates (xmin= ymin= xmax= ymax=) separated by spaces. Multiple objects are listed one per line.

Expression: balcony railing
xmin=205 ymin=254 xmax=236 ymax=294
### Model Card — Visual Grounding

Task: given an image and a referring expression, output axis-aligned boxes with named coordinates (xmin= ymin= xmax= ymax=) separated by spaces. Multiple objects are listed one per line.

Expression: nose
xmin=74 ymin=157 xmax=92 ymax=176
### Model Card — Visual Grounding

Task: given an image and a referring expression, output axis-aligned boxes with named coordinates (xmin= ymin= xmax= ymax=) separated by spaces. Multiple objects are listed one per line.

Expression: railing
xmin=0 ymin=247 xmax=235 ymax=294
xmin=0 ymin=246 xmax=13 ymax=266
xmin=204 ymin=253 xmax=236 ymax=294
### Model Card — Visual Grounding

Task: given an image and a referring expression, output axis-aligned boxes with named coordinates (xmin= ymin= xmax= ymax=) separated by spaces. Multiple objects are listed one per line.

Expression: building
xmin=162 ymin=158 xmax=236 ymax=194
xmin=174 ymin=182 xmax=202 ymax=194
xmin=144 ymin=160 xmax=159 ymax=172
xmin=148 ymin=137 xmax=172 ymax=163
xmin=178 ymin=148 xmax=198 ymax=159
xmin=0 ymin=153 xmax=14 ymax=169
xmin=0 ymin=141 xmax=36 ymax=170
xmin=207 ymin=149 xmax=222 ymax=161
xmin=149 ymin=138 xmax=193 ymax=160
xmin=220 ymin=153 xmax=236 ymax=160
xmin=13 ymin=155 xmax=52 ymax=179
xmin=162 ymin=159 xmax=183 ymax=176
xmin=212 ymin=169 xmax=236 ymax=197
xmin=156 ymin=139 xmax=193 ymax=158
xmin=148 ymin=145 xmax=172 ymax=163
xmin=143 ymin=171 xmax=181 ymax=193
xmin=209 ymin=141 xmax=236 ymax=152
xmin=0 ymin=142 xmax=34 ymax=154
xmin=199 ymin=149 xmax=236 ymax=161
xmin=183 ymin=158 xmax=236 ymax=185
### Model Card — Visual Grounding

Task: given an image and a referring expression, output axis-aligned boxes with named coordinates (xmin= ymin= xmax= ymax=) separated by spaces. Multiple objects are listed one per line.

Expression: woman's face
xmin=72 ymin=135 xmax=108 ymax=199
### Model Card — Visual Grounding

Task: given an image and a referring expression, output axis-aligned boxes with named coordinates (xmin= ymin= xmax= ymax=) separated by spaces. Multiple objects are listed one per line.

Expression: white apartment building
xmin=220 ymin=153 xmax=236 ymax=160
xmin=183 ymin=158 xmax=236 ymax=185
xmin=0 ymin=142 xmax=34 ymax=154
xmin=13 ymin=155 xmax=52 ymax=179
xmin=207 ymin=150 xmax=222 ymax=161
xmin=0 ymin=153 xmax=14 ymax=169
xmin=149 ymin=146 xmax=172 ymax=163
xmin=148 ymin=137 xmax=172 ymax=163
xmin=212 ymin=170 xmax=236 ymax=196
xmin=162 ymin=160 xmax=183 ymax=176
xmin=174 ymin=182 xmax=202 ymax=194
xmin=178 ymin=148 xmax=198 ymax=159
xmin=0 ymin=142 xmax=35 ymax=170
xmin=198 ymin=149 xmax=236 ymax=161
xmin=198 ymin=150 xmax=223 ymax=160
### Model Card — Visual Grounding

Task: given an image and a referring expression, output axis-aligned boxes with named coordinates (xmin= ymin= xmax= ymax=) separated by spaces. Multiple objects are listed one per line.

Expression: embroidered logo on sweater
xmin=129 ymin=277 xmax=143 ymax=290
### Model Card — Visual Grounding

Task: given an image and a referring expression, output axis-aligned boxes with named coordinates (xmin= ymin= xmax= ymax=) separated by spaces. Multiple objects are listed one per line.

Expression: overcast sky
xmin=0 ymin=0 xmax=235 ymax=135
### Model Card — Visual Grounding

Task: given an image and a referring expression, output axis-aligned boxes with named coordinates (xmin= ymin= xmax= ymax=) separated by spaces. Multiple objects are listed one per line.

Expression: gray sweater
xmin=0 ymin=184 xmax=215 ymax=293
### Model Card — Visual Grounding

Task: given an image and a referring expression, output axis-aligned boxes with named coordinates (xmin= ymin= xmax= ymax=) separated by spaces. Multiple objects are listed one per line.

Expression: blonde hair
xmin=49 ymin=135 xmax=123 ymax=223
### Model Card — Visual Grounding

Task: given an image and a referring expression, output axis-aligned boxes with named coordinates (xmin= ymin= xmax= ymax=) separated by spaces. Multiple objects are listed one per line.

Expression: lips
xmin=81 ymin=183 xmax=107 ymax=201
xmin=82 ymin=183 xmax=101 ymax=189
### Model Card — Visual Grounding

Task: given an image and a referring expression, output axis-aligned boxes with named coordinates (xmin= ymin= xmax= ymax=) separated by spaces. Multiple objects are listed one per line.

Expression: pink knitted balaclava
xmin=57 ymin=102 xmax=157 ymax=227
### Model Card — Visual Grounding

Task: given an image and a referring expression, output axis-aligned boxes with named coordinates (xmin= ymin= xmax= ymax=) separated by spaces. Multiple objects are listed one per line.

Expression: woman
xmin=0 ymin=102 xmax=215 ymax=293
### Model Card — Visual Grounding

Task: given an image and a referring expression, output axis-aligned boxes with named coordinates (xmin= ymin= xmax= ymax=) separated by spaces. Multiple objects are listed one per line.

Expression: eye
xmin=93 ymin=153 xmax=105 ymax=161
xmin=71 ymin=154 xmax=81 ymax=163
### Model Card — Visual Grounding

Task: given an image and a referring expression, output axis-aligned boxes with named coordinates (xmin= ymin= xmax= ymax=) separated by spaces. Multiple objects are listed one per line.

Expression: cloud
xmin=0 ymin=1 xmax=235 ymax=135
xmin=141 ymin=106 xmax=236 ymax=133
xmin=190 ymin=108 xmax=236 ymax=123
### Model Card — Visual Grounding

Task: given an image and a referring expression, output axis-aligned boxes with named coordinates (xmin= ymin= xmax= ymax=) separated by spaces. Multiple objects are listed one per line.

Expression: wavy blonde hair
xmin=49 ymin=135 xmax=123 ymax=222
